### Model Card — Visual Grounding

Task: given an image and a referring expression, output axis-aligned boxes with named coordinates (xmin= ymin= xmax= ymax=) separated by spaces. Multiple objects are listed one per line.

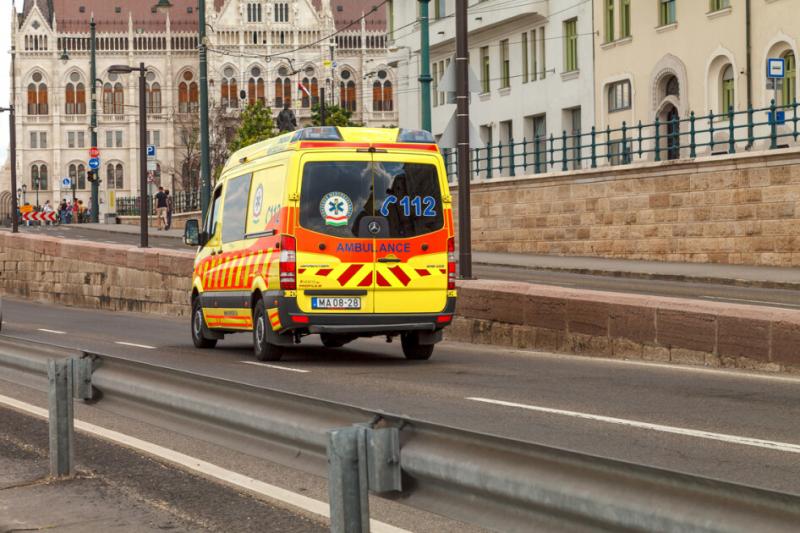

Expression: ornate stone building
xmin=10 ymin=0 xmax=395 ymax=215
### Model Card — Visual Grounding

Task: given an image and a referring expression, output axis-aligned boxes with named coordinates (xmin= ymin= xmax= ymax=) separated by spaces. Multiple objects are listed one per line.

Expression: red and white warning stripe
xmin=22 ymin=211 xmax=57 ymax=222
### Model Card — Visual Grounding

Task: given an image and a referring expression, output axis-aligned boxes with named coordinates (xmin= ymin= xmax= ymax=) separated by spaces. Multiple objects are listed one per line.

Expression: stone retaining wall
xmin=1 ymin=233 xmax=797 ymax=373
xmin=452 ymin=149 xmax=800 ymax=267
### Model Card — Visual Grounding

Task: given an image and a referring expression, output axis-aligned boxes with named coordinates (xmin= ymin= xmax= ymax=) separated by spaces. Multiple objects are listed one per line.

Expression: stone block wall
xmin=0 ymin=233 xmax=194 ymax=317
xmin=451 ymin=149 xmax=800 ymax=266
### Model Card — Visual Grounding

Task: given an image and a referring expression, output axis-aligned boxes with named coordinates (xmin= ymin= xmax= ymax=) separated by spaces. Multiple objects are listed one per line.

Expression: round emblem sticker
xmin=320 ymin=191 xmax=353 ymax=227
xmin=252 ymin=185 xmax=264 ymax=220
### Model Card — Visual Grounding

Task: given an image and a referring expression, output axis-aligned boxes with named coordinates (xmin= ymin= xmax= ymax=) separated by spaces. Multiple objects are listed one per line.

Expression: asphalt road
xmin=2 ymin=297 xmax=800 ymax=497
xmin=9 ymin=224 xmax=800 ymax=310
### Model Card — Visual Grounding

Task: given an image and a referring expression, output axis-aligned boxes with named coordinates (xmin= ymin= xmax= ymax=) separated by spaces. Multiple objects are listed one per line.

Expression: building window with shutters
xmin=146 ymin=72 xmax=161 ymax=114
xmin=69 ymin=163 xmax=87 ymax=190
xmin=31 ymin=163 xmax=48 ymax=191
xmin=248 ymin=66 xmax=265 ymax=105
xmin=563 ymin=18 xmax=578 ymax=73
xmin=107 ymin=162 xmax=124 ymax=190
xmin=339 ymin=70 xmax=357 ymax=112
xmin=178 ymin=71 xmax=199 ymax=113
xmin=608 ymin=80 xmax=631 ymax=112
xmin=480 ymin=46 xmax=490 ymax=93
xmin=27 ymin=72 xmax=48 ymax=115
xmin=659 ymin=0 xmax=676 ymax=27
xmin=620 ymin=0 xmax=631 ymax=38
xmin=65 ymin=72 xmax=86 ymax=115
xmin=221 ymin=66 xmax=239 ymax=109
xmin=500 ymin=39 xmax=510 ymax=88
xmin=604 ymin=0 xmax=614 ymax=43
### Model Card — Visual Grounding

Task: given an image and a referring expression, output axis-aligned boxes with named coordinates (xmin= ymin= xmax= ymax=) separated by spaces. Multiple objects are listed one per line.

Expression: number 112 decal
xmin=380 ymin=195 xmax=437 ymax=217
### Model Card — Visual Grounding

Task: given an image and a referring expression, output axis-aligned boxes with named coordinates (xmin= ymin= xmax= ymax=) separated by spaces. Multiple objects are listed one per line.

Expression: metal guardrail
xmin=2 ymin=335 xmax=800 ymax=532
xmin=442 ymin=100 xmax=800 ymax=181
xmin=116 ymin=190 xmax=200 ymax=216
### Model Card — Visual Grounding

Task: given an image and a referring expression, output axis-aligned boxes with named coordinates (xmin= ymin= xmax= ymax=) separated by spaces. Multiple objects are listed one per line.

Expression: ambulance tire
xmin=191 ymin=298 xmax=217 ymax=349
xmin=401 ymin=333 xmax=434 ymax=361
xmin=253 ymin=301 xmax=284 ymax=361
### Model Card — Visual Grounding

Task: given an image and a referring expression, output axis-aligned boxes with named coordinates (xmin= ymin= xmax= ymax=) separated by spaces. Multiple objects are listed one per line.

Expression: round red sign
xmin=89 ymin=147 xmax=100 ymax=158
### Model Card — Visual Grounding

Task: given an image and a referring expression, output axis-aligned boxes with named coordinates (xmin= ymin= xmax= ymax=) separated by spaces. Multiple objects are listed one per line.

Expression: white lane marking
xmin=0 ymin=394 xmax=408 ymax=533
xmin=241 ymin=361 xmax=310 ymax=373
xmin=37 ymin=328 xmax=66 ymax=335
xmin=115 ymin=341 xmax=157 ymax=350
xmin=699 ymin=295 xmax=800 ymax=309
xmin=467 ymin=397 xmax=800 ymax=454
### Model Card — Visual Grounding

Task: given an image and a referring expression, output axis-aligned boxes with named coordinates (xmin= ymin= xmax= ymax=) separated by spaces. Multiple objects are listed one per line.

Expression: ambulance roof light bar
xmin=292 ymin=127 xmax=343 ymax=142
xmin=397 ymin=128 xmax=435 ymax=143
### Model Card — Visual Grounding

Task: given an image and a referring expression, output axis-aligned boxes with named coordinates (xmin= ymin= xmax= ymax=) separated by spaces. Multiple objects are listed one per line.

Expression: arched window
xmin=68 ymin=163 xmax=87 ymax=190
xmin=103 ymin=83 xmax=113 ymax=114
xmin=221 ymin=66 xmax=239 ymax=109
xmin=146 ymin=73 xmax=161 ymax=114
xmin=31 ymin=163 xmax=48 ymax=191
xmin=382 ymin=81 xmax=393 ymax=111
xmin=782 ymin=50 xmax=796 ymax=107
xmin=721 ymin=64 xmax=734 ymax=114
xmin=65 ymin=72 xmax=86 ymax=115
xmin=301 ymin=77 xmax=311 ymax=108
xmin=106 ymin=162 xmax=124 ymax=189
xmin=27 ymin=72 xmax=48 ymax=115
xmin=371 ymin=71 xmax=392 ymax=112
xmin=372 ymin=81 xmax=382 ymax=111
xmin=179 ymin=71 xmax=199 ymax=113
xmin=340 ymin=81 xmax=357 ymax=112
xmin=248 ymin=66 xmax=265 ymax=105
xmin=311 ymin=77 xmax=319 ymax=107
xmin=274 ymin=66 xmax=291 ymax=108
xmin=113 ymin=82 xmax=124 ymax=114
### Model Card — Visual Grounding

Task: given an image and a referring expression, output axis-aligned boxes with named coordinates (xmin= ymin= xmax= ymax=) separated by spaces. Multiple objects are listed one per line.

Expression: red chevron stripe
xmin=415 ymin=269 xmax=431 ymax=277
xmin=357 ymin=272 xmax=373 ymax=287
xmin=337 ymin=264 xmax=362 ymax=286
xmin=376 ymin=272 xmax=391 ymax=287
xmin=317 ymin=268 xmax=333 ymax=277
xmin=389 ymin=266 xmax=411 ymax=287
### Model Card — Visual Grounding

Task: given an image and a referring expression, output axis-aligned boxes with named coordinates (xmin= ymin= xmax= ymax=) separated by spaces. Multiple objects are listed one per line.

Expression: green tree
xmin=229 ymin=101 xmax=277 ymax=153
xmin=311 ymin=103 xmax=361 ymax=127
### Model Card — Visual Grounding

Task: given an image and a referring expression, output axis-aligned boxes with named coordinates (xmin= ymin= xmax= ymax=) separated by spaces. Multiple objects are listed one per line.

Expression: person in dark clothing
xmin=155 ymin=186 xmax=168 ymax=230
xmin=165 ymin=189 xmax=173 ymax=230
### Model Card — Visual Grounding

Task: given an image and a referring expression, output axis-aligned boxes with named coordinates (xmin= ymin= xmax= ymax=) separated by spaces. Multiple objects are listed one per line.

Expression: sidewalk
xmin=69 ymin=223 xmax=799 ymax=288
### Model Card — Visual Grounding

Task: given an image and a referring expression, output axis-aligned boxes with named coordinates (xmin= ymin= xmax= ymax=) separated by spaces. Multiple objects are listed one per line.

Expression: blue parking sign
xmin=147 ymin=145 xmax=156 ymax=158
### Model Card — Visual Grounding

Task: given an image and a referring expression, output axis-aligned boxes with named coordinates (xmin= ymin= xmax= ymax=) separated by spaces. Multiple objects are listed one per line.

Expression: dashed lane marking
xmin=466 ymin=397 xmax=800 ymax=454
xmin=115 ymin=341 xmax=157 ymax=350
xmin=37 ymin=328 xmax=66 ymax=334
xmin=241 ymin=361 xmax=310 ymax=373
xmin=0 ymin=394 xmax=409 ymax=533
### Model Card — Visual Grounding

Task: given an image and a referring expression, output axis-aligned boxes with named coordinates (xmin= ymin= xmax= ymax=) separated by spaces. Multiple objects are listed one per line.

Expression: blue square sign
xmin=147 ymin=145 xmax=157 ymax=158
xmin=768 ymin=58 xmax=785 ymax=79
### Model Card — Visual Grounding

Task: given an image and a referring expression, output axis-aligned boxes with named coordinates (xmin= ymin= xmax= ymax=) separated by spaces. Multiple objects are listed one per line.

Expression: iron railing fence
xmin=442 ymin=100 xmax=800 ymax=181
xmin=115 ymin=190 xmax=200 ymax=216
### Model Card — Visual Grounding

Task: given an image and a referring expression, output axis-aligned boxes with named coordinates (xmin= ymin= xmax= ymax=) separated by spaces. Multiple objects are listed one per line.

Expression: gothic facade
xmin=10 ymin=0 xmax=395 ymax=214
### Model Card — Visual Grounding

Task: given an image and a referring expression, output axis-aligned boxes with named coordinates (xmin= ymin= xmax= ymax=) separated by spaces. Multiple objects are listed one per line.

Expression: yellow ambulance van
xmin=183 ymin=127 xmax=456 ymax=361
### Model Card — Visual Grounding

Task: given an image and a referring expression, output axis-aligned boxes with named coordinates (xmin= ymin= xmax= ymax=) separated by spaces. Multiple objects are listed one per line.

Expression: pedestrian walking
xmin=165 ymin=189 xmax=173 ymax=230
xmin=155 ymin=186 xmax=168 ymax=231
xmin=71 ymin=200 xmax=79 ymax=224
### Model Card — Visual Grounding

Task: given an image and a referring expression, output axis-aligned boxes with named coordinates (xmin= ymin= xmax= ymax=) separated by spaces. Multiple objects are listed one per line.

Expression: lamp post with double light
xmin=108 ymin=63 xmax=149 ymax=247
xmin=0 ymin=105 xmax=19 ymax=232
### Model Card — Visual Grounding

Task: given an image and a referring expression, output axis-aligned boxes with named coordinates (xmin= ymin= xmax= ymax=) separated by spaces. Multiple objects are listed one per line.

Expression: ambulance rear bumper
xmin=308 ymin=322 xmax=436 ymax=334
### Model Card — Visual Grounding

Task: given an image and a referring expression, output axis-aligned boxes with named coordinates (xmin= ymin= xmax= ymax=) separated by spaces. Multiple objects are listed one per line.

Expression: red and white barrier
xmin=22 ymin=211 xmax=57 ymax=222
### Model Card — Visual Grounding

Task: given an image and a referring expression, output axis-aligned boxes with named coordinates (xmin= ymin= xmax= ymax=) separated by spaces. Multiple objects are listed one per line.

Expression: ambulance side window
xmin=222 ymin=173 xmax=253 ymax=243
xmin=206 ymin=185 xmax=223 ymax=242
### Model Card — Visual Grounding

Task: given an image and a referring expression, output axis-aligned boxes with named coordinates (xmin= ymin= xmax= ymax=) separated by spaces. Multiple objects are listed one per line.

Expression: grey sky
xmin=1 ymin=1 xmax=24 ymax=164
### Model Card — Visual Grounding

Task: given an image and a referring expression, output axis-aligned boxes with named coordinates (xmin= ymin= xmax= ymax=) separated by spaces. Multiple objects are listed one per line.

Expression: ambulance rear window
xmin=299 ymin=161 xmax=444 ymax=238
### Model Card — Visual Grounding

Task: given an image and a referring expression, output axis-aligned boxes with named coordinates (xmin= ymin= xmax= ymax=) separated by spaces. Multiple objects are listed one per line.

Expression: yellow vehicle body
xmin=188 ymin=127 xmax=457 ymax=361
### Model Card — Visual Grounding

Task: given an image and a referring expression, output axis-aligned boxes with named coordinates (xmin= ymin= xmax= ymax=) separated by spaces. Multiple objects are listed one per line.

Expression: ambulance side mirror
xmin=184 ymin=219 xmax=203 ymax=247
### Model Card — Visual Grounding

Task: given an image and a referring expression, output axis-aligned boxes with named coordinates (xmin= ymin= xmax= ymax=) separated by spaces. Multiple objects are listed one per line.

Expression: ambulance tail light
xmin=279 ymin=235 xmax=297 ymax=290
xmin=447 ymin=237 xmax=456 ymax=290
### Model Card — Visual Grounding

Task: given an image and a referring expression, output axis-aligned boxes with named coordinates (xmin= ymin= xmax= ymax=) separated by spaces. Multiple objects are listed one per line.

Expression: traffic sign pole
xmin=90 ymin=17 xmax=99 ymax=223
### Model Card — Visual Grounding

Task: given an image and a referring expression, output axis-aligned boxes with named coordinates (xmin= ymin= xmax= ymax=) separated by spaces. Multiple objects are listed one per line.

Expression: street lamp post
xmin=108 ymin=63 xmax=149 ymax=248
xmin=418 ymin=0 xmax=433 ymax=133
xmin=0 ymin=106 xmax=18 ymax=232
xmin=90 ymin=17 xmax=99 ymax=223
xmin=155 ymin=0 xmax=210 ymax=224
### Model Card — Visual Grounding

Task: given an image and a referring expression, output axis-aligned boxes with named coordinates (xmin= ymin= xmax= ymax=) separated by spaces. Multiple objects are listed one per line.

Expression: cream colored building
xmin=595 ymin=0 xmax=799 ymax=159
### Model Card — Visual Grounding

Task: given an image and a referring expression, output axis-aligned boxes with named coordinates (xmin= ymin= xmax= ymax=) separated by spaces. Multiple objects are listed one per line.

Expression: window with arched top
xmin=721 ymin=64 xmax=734 ymax=114
xmin=106 ymin=162 xmax=124 ymax=189
xmin=301 ymin=76 xmax=319 ymax=108
xmin=782 ymin=50 xmax=796 ymax=107
xmin=247 ymin=66 xmax=265 ymax=105
xmin=31 ymin=163 xmax=48 ymax=191
xmin=27 ymin=72 xmax=48 ymax=115
xmin=68 ymin=163 xmax=87 ymax=190
xmin=372 ymin=71 xmax=392 ymax=111
xmin=146 ymin=72 xmax=162 ymax=114
xmin=103 ymin=74 xmax=124 ymax=115
xmin=665 ymin=75 xmax=679 ymax=98
xmin=179 ymin=71 xmax=199 ymax=113
xmin=221 ymin=66 xmax=239 ymax=109
xmin=65 ymin=72 xmax=86 ymax=115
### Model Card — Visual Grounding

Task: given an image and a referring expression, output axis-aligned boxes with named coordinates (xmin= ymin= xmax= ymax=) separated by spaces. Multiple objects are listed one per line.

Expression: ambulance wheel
xmin=401 ymin=333 xmax=434 ymax=361
xmin=191 ymin=299 xmax=217 ymax=349
xmin=253 ymin=301 xmax=284 ymax=361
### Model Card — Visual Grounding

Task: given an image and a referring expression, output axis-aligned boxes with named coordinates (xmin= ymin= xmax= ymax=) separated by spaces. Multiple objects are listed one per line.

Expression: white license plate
xmin=311 ymin=297 xmax=361 ymax=310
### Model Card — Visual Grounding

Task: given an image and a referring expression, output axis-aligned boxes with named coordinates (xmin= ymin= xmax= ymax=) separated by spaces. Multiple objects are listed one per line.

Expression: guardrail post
xmin=486 ymin=143 xmax=493 ymax=179
xmin=561 ymin=131 xmax=568 ymax=171
xmin=509 ymin=138 xmax=516 ymax=177
xmin=621 ymin=122 xmax=628 ymax=164
xmin=590 ymin=127 xmax=597 ymax=168
xmin=770 ymin=99 xmax=778 ymax=149
xmin=328 ymin=427 xmax=370 ymax=533
xmin=689 ymin=112 xmax=696 ymax=158
xmin=654 ymin=118 xmax=661 ymax=162
xmin=709 ymin=111 xmax=716 ymax=153
xmin=728 ymin=106 xmax=736 ymax=154
xmin=48 ymin=358 xmax=74 ymax=478
xmin=637 ymin=121 xmax=643 ymax=159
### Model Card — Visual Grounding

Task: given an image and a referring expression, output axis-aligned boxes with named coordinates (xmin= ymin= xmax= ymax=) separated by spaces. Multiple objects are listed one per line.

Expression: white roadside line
xmin=699 ymin=295 xmax=800 ymax=309
xmin=115 ymin=341 xmax=157 ymax=350
xmin=466 ymin=397 xmax=800 ymax=455
xmin=241 ymin=361 xmax=310 ymax=373
xmin=37 ymin=328 xmax=66 ymax=335
xmin=0 ymin=394 xmax=408 ymax=533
